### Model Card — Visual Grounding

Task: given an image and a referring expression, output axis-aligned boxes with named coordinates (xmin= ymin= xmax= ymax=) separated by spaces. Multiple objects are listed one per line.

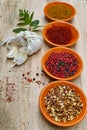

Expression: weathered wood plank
xmin=0 ymin=0 xmax=87 ymax=130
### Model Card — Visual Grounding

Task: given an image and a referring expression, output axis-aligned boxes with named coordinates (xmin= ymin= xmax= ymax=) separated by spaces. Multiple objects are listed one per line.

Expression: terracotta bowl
xmin=41 ymin=47 xmax=83 ymax=81
xmin=44 ymin=1 xmax=76 ymax=22
xmin=39 ymin=81 xmax=87 ymax=127
xmin=42 ymin=21 xmax=79 ymax=47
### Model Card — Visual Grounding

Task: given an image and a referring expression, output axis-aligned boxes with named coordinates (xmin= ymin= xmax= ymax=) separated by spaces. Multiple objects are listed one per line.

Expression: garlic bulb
xmin=1 ymin=30 xmax=42 ymax=67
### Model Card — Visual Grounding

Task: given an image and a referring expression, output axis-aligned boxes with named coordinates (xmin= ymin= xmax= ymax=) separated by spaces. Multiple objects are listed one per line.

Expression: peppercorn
xmin=36 ymin=73 xmax=39 ymax=76
xmin=45 ymin=52 xmax=79 ymax=78
xmin=33 ymin=78 xmax=36 ymax=81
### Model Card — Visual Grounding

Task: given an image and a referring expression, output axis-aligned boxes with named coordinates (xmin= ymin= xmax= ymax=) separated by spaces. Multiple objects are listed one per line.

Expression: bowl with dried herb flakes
xmin=44 ymin=2 xmax=76 ymax=22
xmin=39 ymin=81 xmax=87 ymax=127
xmin=41 ymin=47 xmax=83 ymax=81
xmin=42 ymin=21 xmax=79 ymax=47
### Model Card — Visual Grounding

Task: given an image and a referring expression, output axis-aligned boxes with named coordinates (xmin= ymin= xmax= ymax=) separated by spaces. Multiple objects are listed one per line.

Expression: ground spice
xmin=5 ymin=77 xmax=17 ymax=102
xmin=45 ymin=52 xmax=79 ymax=78
xmin=46 ymin=25 xmax=72 ymax=45
xmin=0 ymin=77 xmax=17 ymax=102
xmin=47 ymin=4 xmax=73 ymax=20
xmin=44 ymin=85 xmax=83 ymax=122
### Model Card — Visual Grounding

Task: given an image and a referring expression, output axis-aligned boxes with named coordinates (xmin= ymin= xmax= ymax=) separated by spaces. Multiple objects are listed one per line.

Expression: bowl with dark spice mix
xmin=44 ymin=2 xmax=76 ymax=22
xmin=42 ymin=21 xmax=79 ymax=47
xmin=39 ymin=81 xmax=87 ymax=127
xmin=41 ymin=47 xmax=83 ymax=81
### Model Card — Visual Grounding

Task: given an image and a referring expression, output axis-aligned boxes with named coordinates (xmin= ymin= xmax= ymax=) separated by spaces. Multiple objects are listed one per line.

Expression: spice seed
xmin=44 ymin=85 xmax=83 ymax=122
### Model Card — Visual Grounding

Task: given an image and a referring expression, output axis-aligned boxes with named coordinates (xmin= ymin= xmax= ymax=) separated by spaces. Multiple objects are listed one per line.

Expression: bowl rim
xmin=39 ymin=80 xmax=87 ymax=127
xmin=41 ymin=47 xmax=83 ymax=81
xmin=44 ymin=1 xmax=76 ymax=22
xmin=42 ymin=20 xmax=79 ymax=47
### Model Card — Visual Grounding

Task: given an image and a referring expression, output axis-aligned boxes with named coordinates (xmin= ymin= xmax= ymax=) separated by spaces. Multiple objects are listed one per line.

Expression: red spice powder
xmin=46 ymin=25 xmax=72 ymax=45
xmin=45 ymin=52 xmax=79 ymax=78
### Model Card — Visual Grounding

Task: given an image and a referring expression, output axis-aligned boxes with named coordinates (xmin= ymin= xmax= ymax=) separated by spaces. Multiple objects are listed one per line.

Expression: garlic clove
xmin=6 ymin=46 xmax=18 ymax=58
xmin=13 ymin=50 xmax=27 ymax=65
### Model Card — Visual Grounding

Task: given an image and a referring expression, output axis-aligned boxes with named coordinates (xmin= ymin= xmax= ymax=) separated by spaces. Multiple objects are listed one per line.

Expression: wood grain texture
xmin=0 ymin=0 xmax=87 ymax=130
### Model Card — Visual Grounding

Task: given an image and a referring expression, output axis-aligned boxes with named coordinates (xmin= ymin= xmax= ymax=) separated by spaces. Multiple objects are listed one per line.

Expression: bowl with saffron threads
xmin=42 ymin=21 xmax=79 ymax=47
xmin=39 ymin=81 xmax=87 ymax=127
xmin=44 ymin=2 xmax=76 ymax=22
xmin=41 ymin=47 xmax=83 ymax=81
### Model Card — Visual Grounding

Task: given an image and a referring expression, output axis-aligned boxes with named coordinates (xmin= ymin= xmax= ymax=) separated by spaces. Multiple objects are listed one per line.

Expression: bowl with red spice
xmin=39 ymin=81 xmax=87 ymax=127
xmin=42 ymin=21 xmax=79 ymax=47
xmin=41 ymin=47 xmax=83 ymax=81
xmin=44 ymin=2 xmax=76 ymax=22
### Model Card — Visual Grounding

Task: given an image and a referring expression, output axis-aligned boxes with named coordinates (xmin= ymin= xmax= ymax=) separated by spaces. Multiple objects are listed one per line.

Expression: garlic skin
xmin=19 ymin=31 xmax=42 ymax=55
xmin=6 ymin=46 xmax=18 ymax=58
xmin=2 ymin=37 xmax=15 ymax=49
xmin=1 ymin=30 xmax=42 ymax=66
xmin=26 ymin=36 xmax=42 ymax=55
xmin=13 ymin=31 xmax=27 ymax=47
xmin=2 ymin=31 xmax=42 ymax=55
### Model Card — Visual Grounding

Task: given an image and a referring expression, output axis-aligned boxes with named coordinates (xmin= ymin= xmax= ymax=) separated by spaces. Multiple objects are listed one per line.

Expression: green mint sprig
xmin=13 ymin=9 xmax=43 ymax=33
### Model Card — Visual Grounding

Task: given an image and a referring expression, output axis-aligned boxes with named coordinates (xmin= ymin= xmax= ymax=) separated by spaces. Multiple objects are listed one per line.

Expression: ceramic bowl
xmin=41 ymin=47 xmax=83 ymax=81
xmin=39 ymin=81 xmax=87 ymax=127
xmin=42 ymin=21 xmax=79 ymax=47
xmin=44 ymin=1 xmax=76 ymax=22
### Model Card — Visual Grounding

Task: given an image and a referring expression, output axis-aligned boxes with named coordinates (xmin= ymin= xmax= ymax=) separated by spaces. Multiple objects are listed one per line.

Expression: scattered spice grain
xmin=36 ymin=80 xmax=42 ymax=85
xmin=0 ymin=77 xmax=18 ymax=102
xmin=33 ymin=78 xmax=36 ymax=81
xmin=36 ymin=73 xmax=39 ymax=76
xmin=22 ymin=73 xmax=25 ymax=77
xmin=27 ymin=78 xmax=32 ymax=82
xmin=27 ymin=71 xmax=30 ymax=75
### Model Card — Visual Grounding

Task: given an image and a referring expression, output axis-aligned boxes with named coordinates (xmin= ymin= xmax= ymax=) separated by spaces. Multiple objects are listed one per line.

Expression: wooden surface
xmin=0 ymin=0 xmax=87 ymax=130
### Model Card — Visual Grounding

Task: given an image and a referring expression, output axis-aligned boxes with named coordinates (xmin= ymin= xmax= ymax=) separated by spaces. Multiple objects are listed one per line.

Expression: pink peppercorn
xmin=45 ymin=52 xmax=79 ymax=78
xmin=27 ymin=78 xmax=32 ymax=82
